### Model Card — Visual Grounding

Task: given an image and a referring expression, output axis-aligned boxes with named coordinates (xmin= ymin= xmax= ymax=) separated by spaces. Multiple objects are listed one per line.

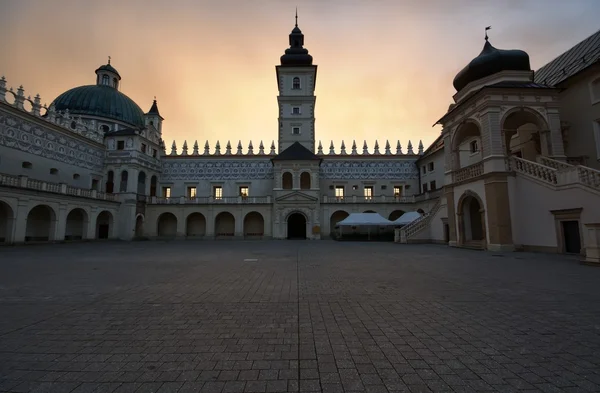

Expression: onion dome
xmin=453 ymin=38 xmax=531 ymax=92
xmin=280 ymin=13 xmax=313 ymax=66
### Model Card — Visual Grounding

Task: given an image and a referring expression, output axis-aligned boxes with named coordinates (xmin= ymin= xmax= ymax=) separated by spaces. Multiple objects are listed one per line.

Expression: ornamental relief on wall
xmin=161 ymin=159 xmax=275 ymax=181
xmin=0 ymin=113 xmax=105 ymax=171
xmin=320 ymin=160 xmax=418 ymax=180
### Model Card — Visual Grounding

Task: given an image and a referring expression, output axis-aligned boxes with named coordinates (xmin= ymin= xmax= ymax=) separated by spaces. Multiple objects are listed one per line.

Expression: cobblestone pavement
xmin=1 ymin=241 xmax=600 ymax=393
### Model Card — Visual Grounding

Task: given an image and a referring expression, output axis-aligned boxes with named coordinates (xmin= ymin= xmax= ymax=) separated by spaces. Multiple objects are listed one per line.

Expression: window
xmin=73 ymin=173 xmax=80 ymax=180
xmin=113 ymin=78 xmax=118 ymax=88
xmin=300 ymin=172 xmax=311 ymax=189
xmin=292 ymin=127 xmax=300 ymax=135
xmin=70 ymin=121 xmax=77 ymax=129
xmin=187 ymin=186 xmax=196 ymax=198
xmin=162 ymin=186 xmax=171 ymax=198
xmin=120 ymin=171 xmax=128 ymax=192
xmin=117 ymin=140 xmax=125 ymax=150
xmin=282 ymin=172 xmax=293 ymax=189
xmin=91 ymin=179 xmax=99 ymax=191
xmin=22 ymin=162 xmax=32 ymax=169
xmin=430 ymin=181 xmax=437 ymax=190
xmin=422 ymin=166 xmax=426 ymax=174
xmin=470 ymin=140 xmax=479 ymax=153
xmin=50 ymin=168 xmax=58 ymax=175
xmin=102 ymin=75 xmax=109 ymax=85
xmin=141 ymin=143 xmax=147 ymax=153
xmin=422 ymin=183 xmax=428 ymax=193
xmin=292 ymin=77 xmax=300 ymax=90
xmin=239 ymin=186 xmax=249 ymax=197
xmin=428 ymin=162 xmax=434 ymax=172
xmin=393 ymin=186 xmax=402 ymax=197
xmin=152 ymin=149 xmax=157 ymax=158
xmin=292 ymin=107 xmax=300 ymax=115
xmin=364 ymin=186 xmax=373 ymax=200
xmin=352 ymin=185 xmax=358 ymax=191
xmin=213 ymin=186 xmax=223 ymax=199
xmin=335 ymin=186 xmax=344 ymax=200
xmin=100 ymin=124 xmax=110 ymax=133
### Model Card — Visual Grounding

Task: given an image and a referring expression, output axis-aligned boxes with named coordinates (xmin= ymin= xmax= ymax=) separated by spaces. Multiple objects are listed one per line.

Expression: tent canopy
xmin=336 ymin=213 xmax=394 ymax=227
xmin=392 ymin=211 xmax=422 ymax=225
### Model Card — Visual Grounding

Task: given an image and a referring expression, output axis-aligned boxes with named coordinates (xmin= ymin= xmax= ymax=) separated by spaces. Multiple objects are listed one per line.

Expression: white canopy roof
xmin=336 ymin=213 xmax=394 ymax=227
xmin=392 ymin=211 xmax=422 ymax=225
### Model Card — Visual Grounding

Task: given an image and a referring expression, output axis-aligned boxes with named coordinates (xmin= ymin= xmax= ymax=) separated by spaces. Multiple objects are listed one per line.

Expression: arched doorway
xmin=458 ymin=192 xmax=485 ymax=247
xmin=300 ymin=172 xmax=311 ymax=189
xmin=388 ymin=210 xmax=404 ymax=221
xmin=330 ymin=210 xmax=349 ymax=239
xmin=244 ymin=212 xmax=264 ymax=238
xmin=157 ymin=212 xmax=177 ymax=237
xmin=135 ymin=215 xmax=144 ymax=237
xmin=137 ymin=171 xmax=146 ymax=195
xmin=186 ymin=213 xmax=206 ymax=237
xmin=65 ymin=208 xmax=88 ymax=240
xmin=287 ymin=212 xmax=307 ymax=239
xmin=96 ymin=211 xmax=113 ymax=239
xmin=0 ymin=200 xmax=14 ymax=243
xmin=215 ymin=212 xmax=235 ymax=238
xmin=25 ymin=205 xmax=56 ymax=242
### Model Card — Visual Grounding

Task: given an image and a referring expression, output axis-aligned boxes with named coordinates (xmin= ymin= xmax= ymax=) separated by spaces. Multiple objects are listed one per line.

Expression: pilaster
xmin=547 ymin=110 xmax=566 ymax=159
xmin=13 ymin=201 xmax=30 ymax=243
xmin=54 ymin=204 xmax=68 ymax=241
xmin=445 ymin=187 xmax=457 ymax=246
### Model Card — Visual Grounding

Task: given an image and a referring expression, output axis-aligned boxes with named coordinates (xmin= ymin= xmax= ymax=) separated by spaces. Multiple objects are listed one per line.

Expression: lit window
xmin=470 ymin=140 xmax=479 ymax=153
xmin=239 ymin=186 xmax=249 ymax=197
xmin=292 ymin=77 xmax=300 ymax=90
xmin=292 ymin=107 xmax=300 ymax=115
xmin=293 ymin=127 xmax=300 ymax=135
xmin=213 ymin=186 xmax=222 ymax=199
xmin=364 ymin=186 xmax=373 ymax=200
xmin=162 ymin=187 xmax=171 ymax=198
xmin=187 ymin=186 xmax=196 ymax=198
xmin=335 ymin=186 xmax=344 ymax=199
xmin=393 ymin=186 xmax=402 ymax=197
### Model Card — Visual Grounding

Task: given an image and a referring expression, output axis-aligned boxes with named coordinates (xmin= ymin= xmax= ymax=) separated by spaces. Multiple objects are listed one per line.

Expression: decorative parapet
xmin=0 ymin=76 xmax=104 ymax=144
xmin=148 ymin=196 xmax=272 ymax=205
xmin=0 ymin=172 xmax=118 ymax=202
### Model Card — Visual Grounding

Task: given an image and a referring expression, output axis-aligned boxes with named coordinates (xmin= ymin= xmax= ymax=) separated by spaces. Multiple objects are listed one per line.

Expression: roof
xmin=534 ymin=29 xmax=600 ymax=86
xmin=272 ymin=142 xmax=320 ymax=161
xmin=95 ymin=63 xmax=121 ymax=79
xmin=146 ymin=99 xmax=163 ymax=119
xmin=336 ymin=213 xmax=394 ymax=227
xmin=392 ymin=211 xmax=421 ymax=225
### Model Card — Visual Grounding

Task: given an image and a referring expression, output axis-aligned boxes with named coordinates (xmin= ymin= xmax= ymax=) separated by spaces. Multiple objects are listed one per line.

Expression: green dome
xmin=50 ymin=85 xmax=145 ymax=128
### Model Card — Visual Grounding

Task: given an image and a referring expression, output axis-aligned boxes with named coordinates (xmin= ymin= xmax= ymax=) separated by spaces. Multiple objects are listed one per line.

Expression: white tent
xmin=336 ymin=213 xmax=394 ymax=226
xmin=392 ymin=211 xmax=422 ymax=226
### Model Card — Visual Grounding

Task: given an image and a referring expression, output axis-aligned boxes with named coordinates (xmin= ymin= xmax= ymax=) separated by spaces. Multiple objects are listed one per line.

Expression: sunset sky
xmin=1 ymin=0 xmax=599 ymax=152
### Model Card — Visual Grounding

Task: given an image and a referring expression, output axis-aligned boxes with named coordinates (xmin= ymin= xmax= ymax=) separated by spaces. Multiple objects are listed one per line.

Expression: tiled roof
xmin=534 ymin=29 xmax=600 ymax=86
xmin=487 ymin=81 xmax=553 ymax=89
xmin=272 ymin=142 xmax=320 ymax=161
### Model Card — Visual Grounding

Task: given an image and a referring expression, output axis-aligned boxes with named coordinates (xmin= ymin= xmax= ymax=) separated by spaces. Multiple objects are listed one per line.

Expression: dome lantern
xmin=95 ymin=56 xmax=121 ymax=89
xmin=280 ymin=10 xmax=313 ymax=66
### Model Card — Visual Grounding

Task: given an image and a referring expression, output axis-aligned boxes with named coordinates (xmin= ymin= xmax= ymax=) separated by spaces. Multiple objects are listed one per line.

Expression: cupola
xmin=280 ymin=11 xmax=313 ymax=66
xmin=95 ymin=57 xmax=121 ymax=89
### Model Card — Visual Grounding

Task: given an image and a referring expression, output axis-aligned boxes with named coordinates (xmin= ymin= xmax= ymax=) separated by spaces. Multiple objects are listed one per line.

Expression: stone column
xmin=12 ymin=201 xmax=30 ymax=244
xmin=85 ymin=207 xmax=97 ymax=240
xmin=235 ymin=207 xmax=244 ymax=238
xmin=205 ymin=207 xmax=215 ymax=237
xmin=483 ymin=173 xmax=514 ymax=251
xmin=583 ymin=223 xmax=600 ymax=266
xmin=176 ymin=208 xmax=186 ymax=239
xmin=444 ymin=188 xmax=457 ymax=246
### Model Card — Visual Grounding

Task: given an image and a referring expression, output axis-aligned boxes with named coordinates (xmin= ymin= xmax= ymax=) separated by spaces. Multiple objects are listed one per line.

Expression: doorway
xmin=287 ymin=213 xmax=307 ymax=239
xmin=562 ymin=221 xmax=581 ymax=254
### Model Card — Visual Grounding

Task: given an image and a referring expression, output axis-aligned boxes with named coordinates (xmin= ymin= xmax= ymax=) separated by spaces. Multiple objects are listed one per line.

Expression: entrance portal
xmin=562 ymin=221 xmax=581 ymax=254
xmin=287 ymin=213 xmax=307 ymax=239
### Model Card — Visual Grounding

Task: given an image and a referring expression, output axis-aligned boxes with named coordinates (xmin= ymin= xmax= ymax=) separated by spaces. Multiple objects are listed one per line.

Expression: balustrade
xmin=452 ymin=162 xmax=484 ymax=183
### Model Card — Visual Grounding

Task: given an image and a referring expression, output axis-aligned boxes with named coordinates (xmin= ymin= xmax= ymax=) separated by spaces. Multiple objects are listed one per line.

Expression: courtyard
xmin=0 ymin=241 xmax=599 ymax=393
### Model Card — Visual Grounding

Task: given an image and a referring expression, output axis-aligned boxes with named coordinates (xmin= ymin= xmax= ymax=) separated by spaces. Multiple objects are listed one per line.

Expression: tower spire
xmin=295 ymin=7 xmax=298 ymax=27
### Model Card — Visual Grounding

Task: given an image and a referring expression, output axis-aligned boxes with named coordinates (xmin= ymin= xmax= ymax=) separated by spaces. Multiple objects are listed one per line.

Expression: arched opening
xmin=452 ymin=121 xmax=482 ymax=169
xmin=25 ymin=205 xmax=56 ymax=242
xmin=150 ymin=175 xmax=157 ymax=197
xmin=244 ymin=212 xmax=265 ymax=239
xmin=96 ymin=211 xmax=113 ymax=239
xmin=458 ymin=193 xmax=485 ymax=247
xmin=0 ymin=200 xmax=15 ymax=243
xmin=287 ymin=212 xmax=307 ymax=240
xmin=388 ymin=210 xmax=405 ymax=222
xmin=282 ymin=172 xmax=293 ymax=190
xmin=215 ymin=212 xmax=235 ymax=238
xmin=106 ymin=171 xmax=114 ymax=193
xmin=65 ymin=208 xmax=88 ymax=240
xmin=135 ymin=215 xmax=144 ymax=237
xmin=300 ymin=172 xmax=311 ymax=190
xmin=119 ymin=171 xmax=128 ymax=192
xmin=137 ymin=171 xmax=146 ymax=195
xmin=186 ymin=213 xmax=206 ymax=237
xmin=157 ymin=212 xmax=177 ymax=238
xmin=293 ymin=77 xmax=300 ymax=89
xmin=502 ymin=109 xmax=549 ymax=161
xmin=329 ymin=210 xmax=349 ymax=239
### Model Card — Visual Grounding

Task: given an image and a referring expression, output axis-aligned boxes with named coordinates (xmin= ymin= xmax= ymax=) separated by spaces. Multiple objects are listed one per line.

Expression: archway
xmin=96 ymin=211 xmax=113 ymax=239
xmin=330 ymin=210 xmax=349 ymax=239
xmin=388 ymin=210 xmax=405 ymax=221
xmin=282 ymin=172 xmax=293 ymax=190
xmin=0 ymin=200 xmax=14 ymax=243
xmin=457 ymin=192 xmax=485 ymax=247
xmin=157 ymin=212 xmax=177 ymax=237
xmin=135 ymin=215 xmax=144 ymax=237
xmin=287 ymin=212 xmax=307 ymax=239
xmin=137 ymin=171 xmax=146 ymax=195
xmin=186 ymin=213 xmax=206 ymax=237
xmin=244 ymin=212 xmax=264 ymax=238
xmin=300 ymin=172 xmax=311 ymax=189
xmin=215 ymin=212 xmax=235 ymax=237
xmin=25 ymin=205 xmax=56 ymax=242
xmin=502 ymin=109 xmax=549 ymax=160
xmin=451 ymin=120 xmax=482 ymax=170
xmin=65 ymin=208 xmax=88 ymax=240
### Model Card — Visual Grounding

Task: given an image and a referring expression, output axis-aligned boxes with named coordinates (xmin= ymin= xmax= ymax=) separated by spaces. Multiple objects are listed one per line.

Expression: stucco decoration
xmin=320 ymin=160 xmax=418 ymax=180
xmin=0 ymin=113 xmax=105 ymax=171
xmin=162 ymin=159 xmax=274 ymax=181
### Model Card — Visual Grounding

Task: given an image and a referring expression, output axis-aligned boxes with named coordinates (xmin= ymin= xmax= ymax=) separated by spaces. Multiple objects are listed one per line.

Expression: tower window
xmin=113 ymin=78 xmax=118 ymax=88
xmin=102 ymin=75 xmax=109 ymax=86
xmin=292 ymin=127 xmax=300 ymax=135
xmin=292 ymin=107 xmax=300 ymax=115
xmin=292 ymin=77 xmax=300 ymax=90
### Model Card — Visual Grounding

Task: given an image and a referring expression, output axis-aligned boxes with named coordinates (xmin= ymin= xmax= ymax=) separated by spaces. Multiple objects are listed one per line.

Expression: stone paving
xmin=0 ymin=241 xmax=600 ymax=393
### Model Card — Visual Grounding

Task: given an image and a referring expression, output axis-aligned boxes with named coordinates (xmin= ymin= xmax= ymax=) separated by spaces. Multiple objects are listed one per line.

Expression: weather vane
xmin=485 ymin=26 xmax=491 ymax=41
xmin=108 ymin=55 xmax=111 ymax=64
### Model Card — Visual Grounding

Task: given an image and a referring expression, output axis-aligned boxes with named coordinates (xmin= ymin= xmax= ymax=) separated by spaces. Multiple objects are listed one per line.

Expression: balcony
xmin=148 ymin=196 xmax=272 ymax=205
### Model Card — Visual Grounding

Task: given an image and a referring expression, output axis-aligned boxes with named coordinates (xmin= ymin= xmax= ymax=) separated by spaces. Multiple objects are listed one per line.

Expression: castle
xmin=1 ymin=21 xmax=599 ymax=260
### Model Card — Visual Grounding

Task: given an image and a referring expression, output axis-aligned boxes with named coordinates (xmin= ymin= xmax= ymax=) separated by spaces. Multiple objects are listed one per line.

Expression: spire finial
xmin=108 ymin=55 xmax=111 ymax=65
xmin=485 ymin=26 xmax=491 ymax=41
xmin=154 ymin=96 xmax=156 ymax=101
xmin=295 ymin=7 xmax=298 ymax=27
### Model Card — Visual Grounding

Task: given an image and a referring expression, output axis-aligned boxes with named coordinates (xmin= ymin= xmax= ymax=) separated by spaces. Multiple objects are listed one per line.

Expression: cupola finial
xmin=108 ymin=55 xmax=111 ymax=65
xmin=485 ymin=26 xmax=491 ymax=41
xmin=295 ymin=7 xmax=298 ymax=27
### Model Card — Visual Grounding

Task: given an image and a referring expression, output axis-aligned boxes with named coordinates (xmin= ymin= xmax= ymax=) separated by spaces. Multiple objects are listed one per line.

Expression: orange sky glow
xmin=1 ymin=0 xmax=599 ymax=152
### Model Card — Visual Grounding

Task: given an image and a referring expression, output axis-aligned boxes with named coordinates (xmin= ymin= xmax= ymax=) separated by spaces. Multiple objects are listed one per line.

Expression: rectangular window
xmin=335 ymin=185 xmax=344 ymax=199
xmin=187 ymin=186 xmax=196 ymax=198
xmin=141 ymin=143 xmax=147 ymax=153
xmin=422 ymin=166 xmax=426 ymax=174
xmin=470 ymin=140 xmax=479 ymax=153
xmin=393 ymin=186 xmax=402 ymax=197
xmin=91 ymin=179 xmax=99 ymax=191
xmin=239 ymin=186 xmax=249 ymax=197
xmin=292 ymin=107 xmax=300 ymax=115
xmin=292 ymin=127 xmax=300 ymax=135
xmin=430 ymin=181 xmax=437 ymax=191
xmin=213 ymin=186 xmax=223 ymax=199
xmin=364 ymin=186 xmax=373 ymax=200
xmin=152 ymin=149 xmax=157 ymax=158
xmin=162 ymin=187 xmax=171 ymax=198
xmin=428 ymin=162 xmax=434 ymax=171
xmin=117 ymin=141 xmax=125 ymax=150
xmin=422 ymin=183 xmax=428 ymax=193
